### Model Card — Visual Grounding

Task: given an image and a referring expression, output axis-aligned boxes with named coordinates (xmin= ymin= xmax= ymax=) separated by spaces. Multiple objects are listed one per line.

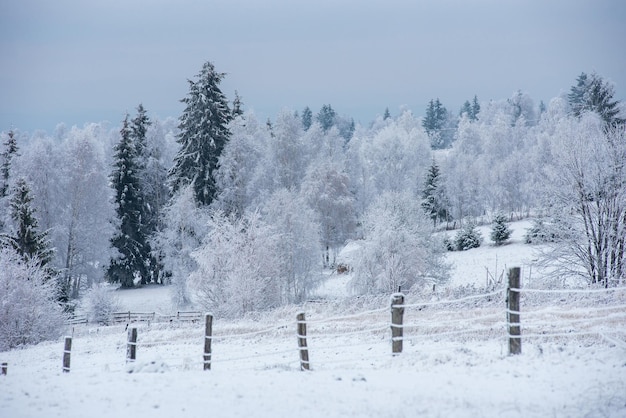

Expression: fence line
xmin=6 ymin=271 xmax=621 ymax=377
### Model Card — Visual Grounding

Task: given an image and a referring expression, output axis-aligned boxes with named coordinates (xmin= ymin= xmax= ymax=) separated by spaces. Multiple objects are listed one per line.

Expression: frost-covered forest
xmin=0 ymin=63 xmax=625 ymax=348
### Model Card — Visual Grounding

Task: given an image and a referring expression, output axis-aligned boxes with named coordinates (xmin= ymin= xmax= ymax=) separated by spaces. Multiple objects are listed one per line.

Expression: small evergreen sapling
xmin=490 ymin=213 xmax=512 ymax=245
xmin=454 ymin=222 xmax=482 ymax=251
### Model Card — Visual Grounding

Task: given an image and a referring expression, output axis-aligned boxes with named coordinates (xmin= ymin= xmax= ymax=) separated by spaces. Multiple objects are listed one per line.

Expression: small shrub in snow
xmin=454 ymin=223 xmax=483 ymax=251
xmin=83 ymin=283 xmax=121 ymax=325
xmin=490 ymin=213 xmax=512 ymax=246
xmin=524 ymin=219 xmax=558 ymax=244
xmin=0 ymin=248 xmax=66 ymax=350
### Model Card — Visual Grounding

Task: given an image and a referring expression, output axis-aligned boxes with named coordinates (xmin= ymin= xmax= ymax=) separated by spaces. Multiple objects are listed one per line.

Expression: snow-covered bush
xmin=490 ymin=213 xmax=512 ymax=245
xmin=190 ymin=210 xmax=282 ymax=318
xmin=350 ymin=192 xmax=449 ymax=294
xmin=454 ymin=223 xmax=483 ymax=251
xmin=524 ymin=219 xmax=553 ymax=244
xmin=82 ymin=283 xmax=121 ymax=325
xmin=0 ymin=248 xmax=66 ymax=350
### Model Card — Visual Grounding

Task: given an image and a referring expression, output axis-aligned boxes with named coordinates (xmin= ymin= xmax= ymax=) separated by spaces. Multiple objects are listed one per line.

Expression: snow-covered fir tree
xmin=421 ymin=160 xmax=448 ymax=227
xmin=106 ymin=115 xmax=150 ymax=288
xmin=168 ymin=61 xmax=233 ymax=206
xmin=1 ymin=177 xmax=54 ymax=270
xmin=490 ymin=213 xmax=512 ymax=245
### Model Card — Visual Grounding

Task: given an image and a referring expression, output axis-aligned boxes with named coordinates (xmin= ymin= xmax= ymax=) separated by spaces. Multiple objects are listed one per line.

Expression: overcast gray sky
xmin=1 ymin=0 xmax=625 ymax=133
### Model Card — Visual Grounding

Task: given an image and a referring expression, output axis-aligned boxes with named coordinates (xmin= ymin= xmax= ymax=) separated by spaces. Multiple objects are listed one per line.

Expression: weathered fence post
xmin=1 ymin=362 xmax=7 ymax=375
xmin=507 ymin=267 xmax=522 ymax=355
xmin=62 ymin=336 xmax=72 ymax=373
xmin=391 ymin=293 xmax=405 ymax=354
xmin=297 ymin=312 xmax=310 ymax=370
xmin=126 ymin=326 xmax=137 ymax=363
xmin=203 ymin=313 xmax=213 ymax=371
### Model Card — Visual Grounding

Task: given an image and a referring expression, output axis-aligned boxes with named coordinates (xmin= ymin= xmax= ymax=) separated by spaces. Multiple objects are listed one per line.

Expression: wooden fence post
xmin=391 ymin=293 xmax=405 ymax=354
xmin=62 ymin=336 xmax=72 ymax=373
xmin=297 ymin=312 xmax=310 ymax=370
xmin=507 ymin=267 xmax=522 ymax=355
xmin=203 ymin=313 xmax=213 ymax=371
xmin=127 ymin=326 xmax=137 ymax=363
xmin=1 ymin=362 xmax=7 ymax=375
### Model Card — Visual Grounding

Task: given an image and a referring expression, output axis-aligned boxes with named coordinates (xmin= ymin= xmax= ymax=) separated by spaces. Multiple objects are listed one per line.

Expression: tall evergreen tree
xmin=471 ymin=95 xmax=480 ymax=121
xmin=0 ymin=130 xmax=18 ymax=198
xmin=130 ymin=104 xmax=163 ymax=284
xmin=422 ymin=98 xmax=449 ymax=148
xmin=568 ymin=72 xmax=624 ymax=126
xmin=302 ymin=106 xmax=313 ymax=131
xmin=232 ymin=90 xmax=244 ymax=118
xmin=169 ymin=61 xmax=233 ymax=206
xmin=383 ymin=107 xmax=391 ymax=120
xmin=107 ymin=115 xmax=149 ymax=288
xmin=317 ymin=104 xmax=336 ymax=132
xmin=421 ymin=160 xmax=448 ymax=226
xmin=1 ymin=177 xmax=54 ymax=268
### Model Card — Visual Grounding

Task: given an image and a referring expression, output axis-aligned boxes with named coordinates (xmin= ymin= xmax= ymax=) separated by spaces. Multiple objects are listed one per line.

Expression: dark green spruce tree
xmin=421 ymin=160 xmax=448 ymax=227
xmin=317 ymin=104 xmax=336 ymax=132
xmin=302 ymin=106 xmax=313 ymax=131
xmin=169 ymin=61 xmax=233 ymax=206
xmin=568 ymin=72 xmax=624 ymax=127
xmin=1 ymin=177 xmax=55 ymax=268
xmin=422 ymin=98 xmax=449 ymax=148
xmin=130 ymin=104 xmax=162 ymax=284
xmin=107 ymin=115 xmax=150 ymax=288
xmin=1 ymin=130 xmax=18 ymax=199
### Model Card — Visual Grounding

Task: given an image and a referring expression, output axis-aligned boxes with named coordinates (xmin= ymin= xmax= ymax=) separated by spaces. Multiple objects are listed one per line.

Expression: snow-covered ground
xmin=2 ymin=220 xmax=625 ymax=417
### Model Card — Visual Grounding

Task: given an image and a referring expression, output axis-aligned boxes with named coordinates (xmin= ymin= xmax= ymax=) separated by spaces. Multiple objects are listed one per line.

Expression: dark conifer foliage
xmin=1 ymin=177 xmax=54 ymax=268
xmin=302 ymin=106 xmax=313 ymax=131
xmin=421 ymin=160 xmax=448 ymax=227
xmin=107 ymin=115 xmax=150 ymax=288
xmin=568 ymin=72 xmax=624 ymax=127
xmin=169 ymin=61 xmax=233 ymax=206
xmin=0 ymin=130 xmax=18 ymax=198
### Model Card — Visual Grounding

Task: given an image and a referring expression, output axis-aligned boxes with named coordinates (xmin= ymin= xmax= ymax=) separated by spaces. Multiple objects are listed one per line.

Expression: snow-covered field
xmin=2 ymin=221 xmax=626 ymax=417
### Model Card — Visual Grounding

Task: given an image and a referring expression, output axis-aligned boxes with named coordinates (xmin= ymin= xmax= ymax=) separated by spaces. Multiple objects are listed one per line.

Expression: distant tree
xmin=317 ymin=104 xmax=336 ymax=132
xmin=169 ymin=61 xmax=233 ymax=206
xmin=422 ymin=98 xmax=452 ymax=148
xmin=459 ymin=95 xmax=480 ymax=122
xmin=508 ymin=90 xmax=536 ymax=126
xmin=302 ymin=106 xmax=313 ymax=131
xmin=383 ymin=107 xmax=391 ymax=120
xmin=460 ymin=101 xmax=472 ymax=119
xmin=106 ymin=115 xmax=150 ymax=288
xmin=568 ymin=72 xmax=624 ymax=127
xmin=490 ymin=213 xmax=512 ymax=245
xmin=538 ymin=100 xmax=547 ymax=116
xmin=421 ymin=160 xmax=448 ymax=227
xmin=232 ymin=90 xmax=244 ymax=118
xmin=471 ymin=95 xmax=481 ymax=121
xmin=0 ymin=130 xmax=18 ymax=199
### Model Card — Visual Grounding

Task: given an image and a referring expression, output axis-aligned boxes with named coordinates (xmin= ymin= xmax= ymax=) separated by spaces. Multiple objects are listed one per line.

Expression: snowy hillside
xmin=2 ymin=219 xmax=625 ymax=417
